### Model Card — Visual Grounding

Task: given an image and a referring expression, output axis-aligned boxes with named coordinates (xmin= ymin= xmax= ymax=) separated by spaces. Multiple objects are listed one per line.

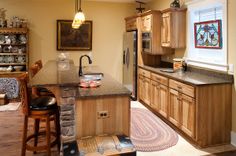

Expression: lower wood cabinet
xmin=169 ymin=89 xmax=181 ymax=127
xmin=150 ymin=80 xmax=160 ymax=111
xmin=138 ymin=73 xmax=151 ymax=106
xmin=151 ymin=80 xmax=168 ymax=117
xmin=138 ymin=67 xmax=232 ymax=147
xmin=181 ymin=94 xmax=195 ymax=138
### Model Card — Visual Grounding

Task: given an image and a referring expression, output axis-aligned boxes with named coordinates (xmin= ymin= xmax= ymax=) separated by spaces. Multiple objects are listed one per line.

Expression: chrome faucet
xmin=78 ymin=55 xmax=92 ymax=76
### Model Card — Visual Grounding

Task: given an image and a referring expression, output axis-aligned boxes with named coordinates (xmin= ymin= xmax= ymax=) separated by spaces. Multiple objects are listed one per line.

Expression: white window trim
xmin=185 ymin=0 xmax=228 ymax=72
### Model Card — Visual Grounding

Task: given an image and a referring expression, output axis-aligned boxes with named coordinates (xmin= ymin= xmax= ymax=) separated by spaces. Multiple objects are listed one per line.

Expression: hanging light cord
xmin=79 ymin=0 xmax=82 ymax=11
xmin=75 ymin=0 xmax=78 ymax=12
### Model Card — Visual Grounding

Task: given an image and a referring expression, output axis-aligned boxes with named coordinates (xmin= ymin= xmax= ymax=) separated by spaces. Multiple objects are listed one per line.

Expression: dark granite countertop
xmin=30 ymin=60 xmax=131 ymax=97
xmin=139 ymin=65 xmax=234 ymax=86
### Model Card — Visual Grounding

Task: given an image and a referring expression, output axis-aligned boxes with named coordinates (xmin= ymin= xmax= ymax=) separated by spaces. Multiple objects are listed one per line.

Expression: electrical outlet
xmin=97 ymin=111 xmax=109 ymax=119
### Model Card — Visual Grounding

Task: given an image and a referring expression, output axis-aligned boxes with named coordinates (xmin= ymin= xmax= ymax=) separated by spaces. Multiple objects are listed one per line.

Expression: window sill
xmin=186 ymin=58 xmax=229 ymax=73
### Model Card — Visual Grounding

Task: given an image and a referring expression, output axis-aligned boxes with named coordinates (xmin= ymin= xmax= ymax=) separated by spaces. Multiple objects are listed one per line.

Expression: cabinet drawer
xmin=169 ymin=79 xmax=195 ymax=98
xmin=151 ymin=73 xmax=168 ymax=86
xmin=139 ymin=68 xmax=151 ymax=78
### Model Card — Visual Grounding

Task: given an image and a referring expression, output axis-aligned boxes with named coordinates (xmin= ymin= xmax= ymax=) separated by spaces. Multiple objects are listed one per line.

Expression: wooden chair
xmin=18 ymin=73 xmax=60 ymax=156
xmin=30 ymin=60 xmax=54 ymax=97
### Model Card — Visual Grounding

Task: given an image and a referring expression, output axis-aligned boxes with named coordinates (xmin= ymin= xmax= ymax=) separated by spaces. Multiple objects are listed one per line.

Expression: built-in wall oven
xmin=142 ymin=32 xmax=152 ymax=53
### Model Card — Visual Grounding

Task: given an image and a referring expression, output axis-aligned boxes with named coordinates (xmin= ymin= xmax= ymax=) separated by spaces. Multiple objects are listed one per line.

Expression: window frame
xmin=185 ymin=0 xmax=228 ymax=72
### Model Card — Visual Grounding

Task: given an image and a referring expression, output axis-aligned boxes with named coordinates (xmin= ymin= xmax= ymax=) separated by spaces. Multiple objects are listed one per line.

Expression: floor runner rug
xmin=131 ymin=108 xmax=178 ymax=152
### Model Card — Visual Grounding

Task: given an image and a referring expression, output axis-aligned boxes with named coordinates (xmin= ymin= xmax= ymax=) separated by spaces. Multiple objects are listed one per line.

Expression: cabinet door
xmin=161 ymin=12 xmax=171 ymax=47
xmin=126 ymin=18 xmax=137 ymax=31
xmin=181 ymin=94 xmax=195 ymax=138
xmin=169 ymin=88 xmax=181 ymax=126
xmin=151 ymin=80 xmax=160 ymax=111
xmin=143 ymin=77 xmax=151 ymax=105
xmin=141 ymin=15 xmax=152 ymax=32
xmin=159 ymin=84 xmax=168 ymax=118
xmin=138 ymin=75 xmax=144 ymax=101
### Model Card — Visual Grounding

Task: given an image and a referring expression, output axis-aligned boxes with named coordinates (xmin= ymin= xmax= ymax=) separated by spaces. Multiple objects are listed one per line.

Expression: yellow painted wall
xmin=148 ymin=0 xmax=236 ymax=132
xmin=1 ymin=0 xmax=135 ymax=82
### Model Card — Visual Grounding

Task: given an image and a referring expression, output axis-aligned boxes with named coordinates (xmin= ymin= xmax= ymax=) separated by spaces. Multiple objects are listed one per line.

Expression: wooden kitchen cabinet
xmin=138 ymin=67 xmax=232 ymax=147
xmin=181 ymin=94 xmax=195 ymax=138
xmin=169 ymin=88 xmax=181 ymax=127
xmin=138 ymin=68 xmax=151 ymax=106
xmin=125 ymin=15 xmax=138 ymax=31
xmin=151 ymin=73 xmax=168 ymax=117
xmin=161 ymin=8 xmax=187 ymax=48
xmin=141 ymin=14 xmax=152 ymax=32
xmin=169 ymin=79 xmax=195 ymax=137
xmin=140 ymin=10 xmax=174 ymax=55
xmin=150 ymin=81 xmax=160 ymax=111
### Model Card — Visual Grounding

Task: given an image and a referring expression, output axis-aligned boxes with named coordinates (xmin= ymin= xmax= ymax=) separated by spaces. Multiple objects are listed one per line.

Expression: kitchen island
xmin=30 ymin=60 xmax=131 ymax=154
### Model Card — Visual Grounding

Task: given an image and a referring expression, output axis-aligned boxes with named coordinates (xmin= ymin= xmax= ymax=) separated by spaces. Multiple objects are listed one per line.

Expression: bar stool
xmin=18 ymin=73 xmax=60 ymax=156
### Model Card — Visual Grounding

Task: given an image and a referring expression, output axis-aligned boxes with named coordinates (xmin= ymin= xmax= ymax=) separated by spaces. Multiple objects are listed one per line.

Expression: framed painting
xmin=194 ymin=20 xmax=222 ymax=49
xmin=57 ymin=20 xmax=92 ymax=51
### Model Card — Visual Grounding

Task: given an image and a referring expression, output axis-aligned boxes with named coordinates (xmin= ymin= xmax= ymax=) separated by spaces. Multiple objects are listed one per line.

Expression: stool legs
xmin=21 ymin=115 xmax=28 ymax=156
xmin=55 ymin=110 xmax=61 ymax=151
xmin=46 ymin=116 xmax=51 ymax=156
xmin=33 ymin=119 xmax=40 ymax=154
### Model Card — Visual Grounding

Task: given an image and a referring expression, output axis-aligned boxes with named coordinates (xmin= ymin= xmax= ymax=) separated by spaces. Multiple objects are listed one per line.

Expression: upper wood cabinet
xmin=161 ymin=8 xmax=187 ymax=48
xmin=125 ymin=15 xmax=138 ymax=31
xmin=140 ymin=10 xmax=174 ymax=55
xmin=141 ymin=14 xmax=152 ymax=32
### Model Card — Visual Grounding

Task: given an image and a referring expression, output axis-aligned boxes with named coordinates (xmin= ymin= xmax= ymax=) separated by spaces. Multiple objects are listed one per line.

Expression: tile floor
xmin=131 ymin=101 xmax=236 ymax=156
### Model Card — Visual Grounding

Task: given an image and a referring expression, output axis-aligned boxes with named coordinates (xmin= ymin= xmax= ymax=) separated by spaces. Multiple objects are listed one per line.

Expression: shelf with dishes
xmin=0 ymin=53 xmax=26 ymax=55
xmin=0 ymin=27 xmax=28 ymax=74
xmin=0 ymin=64 xmax=26 ymax=73
xmin=0 ymin=28 xmax=28 ymax=34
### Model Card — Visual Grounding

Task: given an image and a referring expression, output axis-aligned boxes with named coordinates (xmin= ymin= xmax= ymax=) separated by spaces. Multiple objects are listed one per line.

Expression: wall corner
xmin=231 ymin=131 xmax=236 ymax=147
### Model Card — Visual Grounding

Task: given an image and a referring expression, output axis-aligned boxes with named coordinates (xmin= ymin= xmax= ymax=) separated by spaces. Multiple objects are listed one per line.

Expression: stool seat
xmin=37 ymin=87 xmax=54 ymax=96
xmin=30 ymin=96 xmax=57 ymax=110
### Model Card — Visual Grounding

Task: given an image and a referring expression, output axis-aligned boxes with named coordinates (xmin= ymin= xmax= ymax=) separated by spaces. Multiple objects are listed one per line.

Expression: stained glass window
xmin=194 ymin=20 xmax=222 ymax=49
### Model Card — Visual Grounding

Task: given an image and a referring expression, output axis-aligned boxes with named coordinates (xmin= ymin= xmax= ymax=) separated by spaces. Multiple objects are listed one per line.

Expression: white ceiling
xmin=86 ymin=0 xmax=151 ymax=3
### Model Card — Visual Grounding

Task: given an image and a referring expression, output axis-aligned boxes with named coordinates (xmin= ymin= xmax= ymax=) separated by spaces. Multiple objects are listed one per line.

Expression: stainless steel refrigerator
xmin=123 ymin=31 xmax=137 ymax=100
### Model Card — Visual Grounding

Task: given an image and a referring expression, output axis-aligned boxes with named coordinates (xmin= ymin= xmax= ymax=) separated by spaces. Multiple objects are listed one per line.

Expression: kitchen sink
xmin=80 ymin=72 xmax=104 ymax=81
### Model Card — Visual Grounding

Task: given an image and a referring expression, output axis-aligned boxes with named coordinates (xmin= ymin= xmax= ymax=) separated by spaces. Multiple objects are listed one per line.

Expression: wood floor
xmin=0 ymin=110 xmax=58 ymax=156
xmin=0 ymin=109 xmax=236 ymax=156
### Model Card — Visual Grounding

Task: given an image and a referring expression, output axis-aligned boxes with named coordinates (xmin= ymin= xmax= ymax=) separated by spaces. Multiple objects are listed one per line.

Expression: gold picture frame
xmin=57 ymin=20 xmax=92 ymax=51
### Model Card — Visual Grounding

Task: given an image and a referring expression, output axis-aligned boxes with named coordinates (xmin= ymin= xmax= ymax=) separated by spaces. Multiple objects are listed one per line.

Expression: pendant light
xmin=72 ymin=0 xmax=85 ymax=29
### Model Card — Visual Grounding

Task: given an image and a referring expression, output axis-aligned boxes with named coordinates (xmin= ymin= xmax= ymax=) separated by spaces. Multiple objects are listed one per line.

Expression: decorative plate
xmin=15 ymin=55 xmax=26 ymax=63
xmin=18 ymin=46 xmax=26 ymax=53
xmin=4 ymin=55 xmax=14 ymax=63
xmin=0 ymin=35 xmax=5 ymax=44
xmin=0 ymin=56 xmax=4 ymax=63
xmin=2 ymin=46 xmax=11 ymax=53
xmin=11 ymin=46 xmax=18 ymax=53
xmin=19 ymin=35 xmax=27 ymax=44
xmin=9 ymin=35 xmax=17 ymax=44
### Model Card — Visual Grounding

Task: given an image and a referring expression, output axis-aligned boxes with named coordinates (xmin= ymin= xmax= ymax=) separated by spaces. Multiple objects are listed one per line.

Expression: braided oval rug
xmin=131 ymin=108 xmax=178 ymax=152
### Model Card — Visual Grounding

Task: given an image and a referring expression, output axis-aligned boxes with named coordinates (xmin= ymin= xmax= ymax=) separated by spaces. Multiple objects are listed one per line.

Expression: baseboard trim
xmin=231 ymin=131 xmax=236 ymax=147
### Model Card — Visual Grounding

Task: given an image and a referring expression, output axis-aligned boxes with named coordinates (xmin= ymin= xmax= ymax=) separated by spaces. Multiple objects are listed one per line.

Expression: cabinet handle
xmin=177 ymin=86 xmax=182 ymax=89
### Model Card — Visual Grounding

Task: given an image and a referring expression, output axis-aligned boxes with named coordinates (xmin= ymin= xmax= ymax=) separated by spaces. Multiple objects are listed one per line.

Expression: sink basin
xmin=79 ymin=73 xmax=103 ymax=88
xmin=80 ymin=73 xmax=104 ymax=81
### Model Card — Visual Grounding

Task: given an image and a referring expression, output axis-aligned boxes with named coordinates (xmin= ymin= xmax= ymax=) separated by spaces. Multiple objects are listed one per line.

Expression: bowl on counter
xmin=13 ymin=65 xmax=24 ymax=71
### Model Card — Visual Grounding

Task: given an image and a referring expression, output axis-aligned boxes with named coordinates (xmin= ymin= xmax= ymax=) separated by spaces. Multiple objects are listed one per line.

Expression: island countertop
xmin=30 ymin=60 xmax=131 ymax=98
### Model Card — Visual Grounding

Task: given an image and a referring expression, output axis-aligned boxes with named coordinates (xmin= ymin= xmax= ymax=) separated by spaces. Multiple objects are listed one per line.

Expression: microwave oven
xmin=142 ymin=32 xmax=152 ymax=53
